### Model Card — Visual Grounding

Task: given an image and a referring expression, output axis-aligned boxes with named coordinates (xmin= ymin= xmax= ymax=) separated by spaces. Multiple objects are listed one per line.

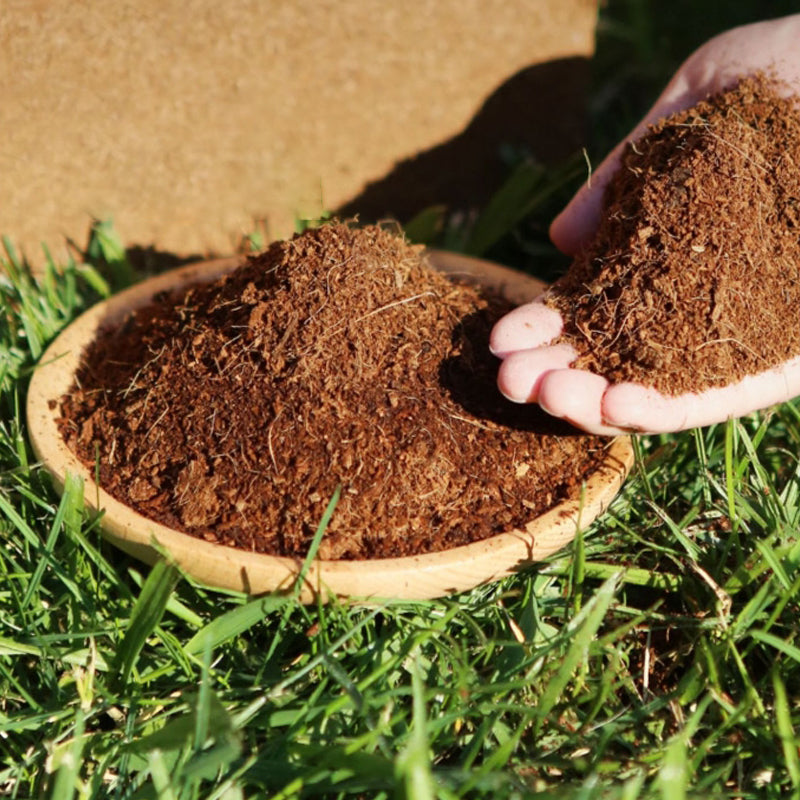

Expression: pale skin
xmin=490 ymin=15 xmax=800 ymax=436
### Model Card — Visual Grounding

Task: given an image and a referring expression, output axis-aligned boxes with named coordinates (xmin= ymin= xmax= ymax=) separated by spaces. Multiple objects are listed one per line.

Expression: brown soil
xmin=546 ymin=74 xmax=800 ymax=395
xmin=57 ymin=223 xmax=609 ymax=560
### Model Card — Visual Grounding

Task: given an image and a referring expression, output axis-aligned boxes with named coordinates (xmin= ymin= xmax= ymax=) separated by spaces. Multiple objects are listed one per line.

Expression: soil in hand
xmin=58 ymin=223 xmax=609 ymax=560
xmin=546 ymin=74 xmax=800 ymax=395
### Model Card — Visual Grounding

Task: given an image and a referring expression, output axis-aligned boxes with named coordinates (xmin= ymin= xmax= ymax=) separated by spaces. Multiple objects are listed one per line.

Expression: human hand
xmin=492 ymin=15 xmax=800 ymax=435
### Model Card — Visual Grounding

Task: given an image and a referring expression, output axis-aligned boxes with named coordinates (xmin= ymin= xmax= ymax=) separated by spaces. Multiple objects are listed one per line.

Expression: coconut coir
xmin=58 ymin=224 xmax=608 ymax=560
xmin=546 ymin=74 xmax=800 ymax=395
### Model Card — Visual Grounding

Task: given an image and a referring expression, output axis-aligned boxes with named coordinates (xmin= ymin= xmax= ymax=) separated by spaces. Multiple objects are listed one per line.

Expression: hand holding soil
xmin=492 ymin=15 xmax=800 ymax=434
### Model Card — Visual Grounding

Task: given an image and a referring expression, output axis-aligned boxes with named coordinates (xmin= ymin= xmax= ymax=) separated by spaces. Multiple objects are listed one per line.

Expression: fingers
xmin=498 ymin=350 xmax=800 ymax=436
xmin=491 ymin=306 xmax=628 ymax=434
xmin=489 ymin=298 xmax=562 ymax=358
xmin=536 ymin=369 xmax=630 ymax=436
xmin=491 ymin=301 xmax=630 ymax=434
xmin=497 ymin=344 xmax=630 ymax=436
xmin=497 ymin=343 xmax=577 ymax=403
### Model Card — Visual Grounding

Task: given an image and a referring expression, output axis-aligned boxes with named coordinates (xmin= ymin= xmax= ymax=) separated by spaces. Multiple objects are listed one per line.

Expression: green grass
xmin=5 ymin=2 xmax=800 ymax=797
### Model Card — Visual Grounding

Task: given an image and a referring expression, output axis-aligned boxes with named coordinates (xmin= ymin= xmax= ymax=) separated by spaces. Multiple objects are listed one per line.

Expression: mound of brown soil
xmin=547 ymin=74 xmax=800 ymax=395
xmin=58 ymin=224 xmax=608 ymax=560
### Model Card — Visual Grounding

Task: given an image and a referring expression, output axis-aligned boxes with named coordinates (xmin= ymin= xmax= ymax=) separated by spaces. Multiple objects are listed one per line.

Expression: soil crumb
xmin=58 ymin=223 xmax=610 ymax=560
xmin=546 ymin=73 xmax=800 ymax=395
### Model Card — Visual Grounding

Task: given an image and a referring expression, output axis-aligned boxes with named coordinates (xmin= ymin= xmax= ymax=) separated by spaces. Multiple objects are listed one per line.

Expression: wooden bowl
xmin=26 ymin=251 xmax=633 ymax=602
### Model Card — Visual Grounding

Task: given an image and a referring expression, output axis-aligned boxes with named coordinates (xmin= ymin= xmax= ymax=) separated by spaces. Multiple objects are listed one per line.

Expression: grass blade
xmin=185 ymin=594 xmax=289 ymax=657
xmin=47 ymin=710 xmax=85 ymax=800
xmin=394 ymin=660 xmax=435 ymax=800
xmin=773 ymin=669 xmax=800 ymax=792
xmin=534 ymin=573 xmax=620 ymax=730
xmin=112 ymin=560 xmax=180 ymax=688
xmin=749 ymin=629 xmax=800 ymax=665
xmin=293 ymin=485 xmax=341 ymax=599
xmin=22 ymin=473 xmax=83 ymax=610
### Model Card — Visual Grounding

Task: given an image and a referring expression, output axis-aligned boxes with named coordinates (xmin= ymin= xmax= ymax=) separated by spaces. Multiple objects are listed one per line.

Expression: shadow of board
xmin=335 ymin=56 xmax=590 ymax=224
xmin=78 ymin=57 xmax=588 ymax=275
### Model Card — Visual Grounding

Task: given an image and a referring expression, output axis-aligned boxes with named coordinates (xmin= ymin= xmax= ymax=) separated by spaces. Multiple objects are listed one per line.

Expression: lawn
xmin=4 ymin=2 xmax=800 ymax=798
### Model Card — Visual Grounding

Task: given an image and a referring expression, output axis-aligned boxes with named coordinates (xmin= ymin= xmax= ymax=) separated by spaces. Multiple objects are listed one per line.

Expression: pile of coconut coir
xmin=546 ymin=74 xmax=800 ymax=395
xmin=58 ymin=224 xmax=608 ymax=560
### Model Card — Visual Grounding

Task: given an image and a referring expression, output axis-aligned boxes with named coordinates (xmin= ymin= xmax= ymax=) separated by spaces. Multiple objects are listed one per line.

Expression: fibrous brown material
xmin=58 ymin=224 xmax=607 ymax=560
xmin=547 ymin=74 xmax=800 ymax=395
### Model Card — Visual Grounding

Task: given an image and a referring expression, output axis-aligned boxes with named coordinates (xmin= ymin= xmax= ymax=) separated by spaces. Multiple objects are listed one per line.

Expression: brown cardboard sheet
xmin=1 ymin=0 xmax=596 ymax=264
